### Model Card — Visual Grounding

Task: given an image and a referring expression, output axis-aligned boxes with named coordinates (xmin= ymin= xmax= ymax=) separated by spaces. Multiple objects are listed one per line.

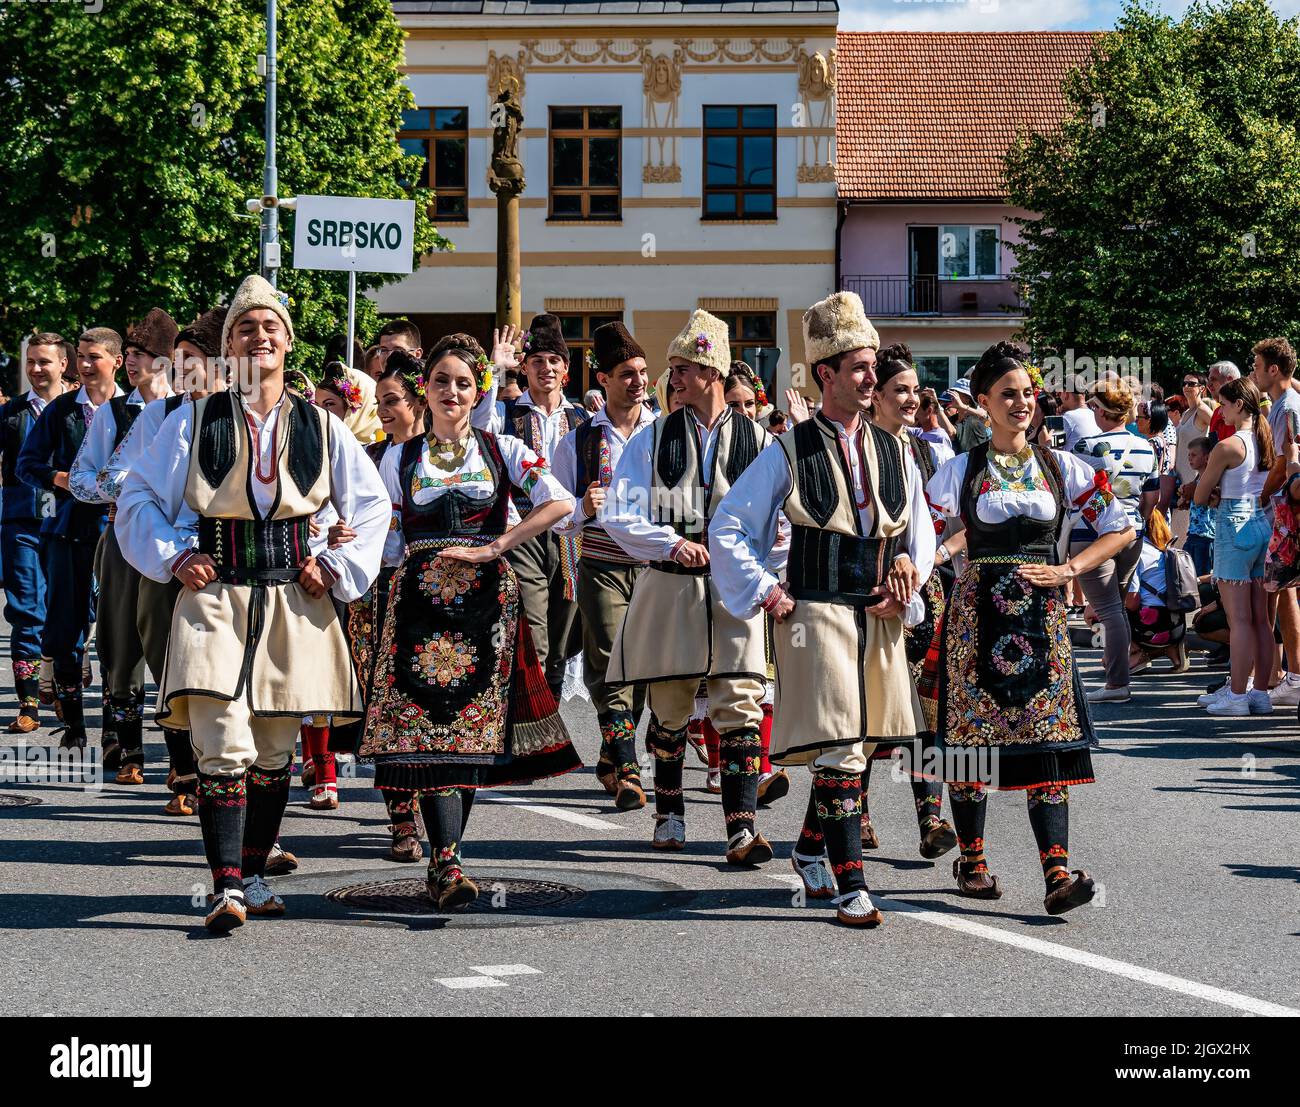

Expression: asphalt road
xmin=0 ymin=630 xmax=1296 ymax=1018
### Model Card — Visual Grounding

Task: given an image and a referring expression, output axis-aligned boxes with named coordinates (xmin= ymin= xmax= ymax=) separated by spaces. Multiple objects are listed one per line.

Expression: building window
xmin=549 ymin=107 xmax=621 ymax=220
xmin=399 ymin=108 xmax=468 ymax=221
xmin=714 ymin=311 xmax=777 ymax=373
xmin=703 ymin=106 xmax=777 ymax=219
xmin=557 ymin=312 xmax=623 ymax=398
xmin=910 ymin=225 xmax=1001 ymax=281
xmin=913 ymin=357 xmax=953 ymax=394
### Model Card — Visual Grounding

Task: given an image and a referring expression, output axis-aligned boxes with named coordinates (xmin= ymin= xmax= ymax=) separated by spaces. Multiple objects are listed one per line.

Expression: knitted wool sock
xmin=197 ymin=772 xmax=246 ymax=894
xmin=647 ymin=716 xmax=686 ymax=817
xmin=601 ymin=711 xmax=640 ymax=783
xmin=242 ymin=764 xmax=292 ymax=879
xmin=460 ymin=787 xmax=476 ymax=835
xmin=1027 ymin=785 xmax=1071 ymax=888
xmin=794 ymin=783 xmax=825 ymax=858
xmin=163 ymin=729 xmax=197 ymax=788
xmin=13 ymin=660 xmax=39 ymax=719
xmin=860 ymin=758 xmax=874 ymax=824
xmin=719 ymin=726 xmax=762 ymax=839
xmin=424 ymin=787 xmax=467 ymax=886
xmin=386 ymin=790 xmax=420 ymax=841
xmin=813 ymin=769 xmax=866 ymax=896
xmin=758 ymin=702 xmax=773 ymax=774
xmin=110 ymin=697 xmax=144 ymax=766
xmin=301 ymin=725 xmax=336 ymax=787
xmin=949 ymin=783 xmax=990 ymax=877
xmin=912 ymin=775 xmax=944 ymax=832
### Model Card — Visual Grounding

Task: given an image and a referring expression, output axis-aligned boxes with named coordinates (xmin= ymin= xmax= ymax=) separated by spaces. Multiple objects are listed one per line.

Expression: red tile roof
xmin=835 ymin=31 xmax=1102 ymax=202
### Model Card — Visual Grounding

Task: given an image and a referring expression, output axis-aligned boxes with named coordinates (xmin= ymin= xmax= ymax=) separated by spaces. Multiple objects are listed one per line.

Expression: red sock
xmin=702 ymin=718 xmax=721 ymax=771
xmin=759 ymin=702 xmax=773 ymax=774
xmin=302 ymin=725 xmax=336 ymax=787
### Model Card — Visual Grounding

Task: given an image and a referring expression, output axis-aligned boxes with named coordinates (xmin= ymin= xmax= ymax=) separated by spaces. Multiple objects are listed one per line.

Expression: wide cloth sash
xmin=198 ymin=516 xmax=312 ymax=582
xmin=786 ymin=525 xmax=898 ymax=606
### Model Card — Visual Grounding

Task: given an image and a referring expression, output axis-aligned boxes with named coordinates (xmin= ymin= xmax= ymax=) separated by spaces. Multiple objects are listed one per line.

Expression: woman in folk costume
xmin=115 ymin=275 xmax=391 ymax=933
xmin=858 ymin=347 xmax=959 ymax=860
xmin=289 ymin=359 xmax=385 ymax=811
xmin=359 ymin=333 xmax=581 ymax=911
xmin=711 ymin=292 xmax=934 ymax=927
xmin=927 ymin=348 xmax=1133 ymax=915
xmin=602 ymin=310 xmax=778 ymax=864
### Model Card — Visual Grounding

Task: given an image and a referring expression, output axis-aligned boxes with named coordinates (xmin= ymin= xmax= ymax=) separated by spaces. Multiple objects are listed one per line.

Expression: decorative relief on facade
xmin=672 ymin=38 xmax=804 ymax=64
xmin=521 ymin=39 xmax=650 ymax=65
xmin=641 ymin=49 xmax=684 ymax=185
xmin=488 ymin=49 xmax=527 ymax=98
xmin=796 ymin=49 xmax=836 ymax=181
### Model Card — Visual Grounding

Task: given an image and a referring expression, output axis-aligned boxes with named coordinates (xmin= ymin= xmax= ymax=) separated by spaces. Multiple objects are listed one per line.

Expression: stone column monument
xmin=488 ymin=77 xmax=525 ymax=332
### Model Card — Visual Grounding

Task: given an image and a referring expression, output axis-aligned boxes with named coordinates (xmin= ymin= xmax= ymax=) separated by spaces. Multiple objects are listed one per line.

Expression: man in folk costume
xmin=552 ymin=321 xmax=656 ymax=810
xmin=90 ymin=306 xmax=228 ymax=815
xmin=69 ymin=307 xmax=177 ymax=785
xmin=474 ymin=313 xmax=589 ymax=699
xmin=710 ymin=292 xmax=936 ymax=927
xmin=603 ymin=309 xmax=777 ymax=863
xmin=116 ymin=276 xmax=389 ymax=933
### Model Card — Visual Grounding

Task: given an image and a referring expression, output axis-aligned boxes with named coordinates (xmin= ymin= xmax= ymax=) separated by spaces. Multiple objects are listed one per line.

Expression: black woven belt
xmin=786 ymin=525 xmax=898 ymax=606
xmin=198 ymin=515 xmax=312 ymax=576
xmin=649 ymin=559 xmax=710 ymax=577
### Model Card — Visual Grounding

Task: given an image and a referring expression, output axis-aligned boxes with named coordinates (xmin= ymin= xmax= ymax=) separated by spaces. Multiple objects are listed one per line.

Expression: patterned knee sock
xmin=302 ymin=725 xmax=336 ymax=787
xmin=719 ymin=727 xmax=762 ymax=839
xmin=196 ymin=772 xmax=246 ymax=894
xmin=1027 ymin=785 xmax=1070 ymax=888
xmin=859 ymin=758 xmax=874 ymax=824
xmin=601 ymin=711 xmax=640 ymax=783
xmin=242 ymin=764 xmax=292 ymax=879
xmin=647 ymin=716 xmax=686 ymax=817
xmin=386 ymin=790 xmax=420 ymax=841
xmin=425 ymin=787 xmax=467 ymax=886
xmin=813 ymin=769 xmax=866 ymax=896
xmin=758 ymin=702 xmax=773 ymax=774
xmin=794 ymin=784 xmax=824 ymax=859
xmin=110 ymin=697 xmax=144 ymax=765
xmin=912 ymin=775 xmax=944 ymax=833
xmin=13 ymin=660 xmax=39 ymax=720
xmin=54 ymin=678 xmax=86 ymax=735
xmin=948 ymin=783 xmax=989 ymax=877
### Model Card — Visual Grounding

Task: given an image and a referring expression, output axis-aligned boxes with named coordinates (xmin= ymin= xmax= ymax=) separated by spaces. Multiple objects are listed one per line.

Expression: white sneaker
xmin=1197 ymin=683 xmax=1230 ymax=707
xmin=1247 ymin=689 xmax=1274 ymax=715
xmin=241 ymin=875 xmax=286 ymax=915
xmin=791 ymin=852 xmax=836 ymax=899
xmin=1207 ymin=691 xmax=1250 ymax=717
xmin=1086 ymin=685 xmax=1131 ymax=703
xmin=652 ymin=813 xmax=686 ymax=851
xmin=1267 ymin=677 xmax=1300 ymax=707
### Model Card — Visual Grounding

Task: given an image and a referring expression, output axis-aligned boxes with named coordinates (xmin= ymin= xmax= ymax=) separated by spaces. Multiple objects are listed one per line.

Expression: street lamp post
xmin=260 ymin=0 xmax=280 ymax=285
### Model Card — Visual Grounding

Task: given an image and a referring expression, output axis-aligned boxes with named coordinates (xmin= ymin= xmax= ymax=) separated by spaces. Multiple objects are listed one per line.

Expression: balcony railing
xmin=839 ymin=275 xmax=1024 ymax=318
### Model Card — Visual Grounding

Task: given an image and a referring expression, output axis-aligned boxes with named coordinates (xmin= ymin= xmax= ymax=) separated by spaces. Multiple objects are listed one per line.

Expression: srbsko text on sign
xmin=292 ymin=194 xmax=416 ymax=274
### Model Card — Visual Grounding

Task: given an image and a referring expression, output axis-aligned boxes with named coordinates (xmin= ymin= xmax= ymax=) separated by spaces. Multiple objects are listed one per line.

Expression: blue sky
xmin=839 ymin=0 xmax=1300 ymax=32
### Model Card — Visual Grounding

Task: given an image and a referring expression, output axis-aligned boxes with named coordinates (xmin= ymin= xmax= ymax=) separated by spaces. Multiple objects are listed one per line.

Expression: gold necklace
xmin=991 ymin=444 xmax=1033 ymax=472
xmin=426 ymin=435 xmax=469 ymax=473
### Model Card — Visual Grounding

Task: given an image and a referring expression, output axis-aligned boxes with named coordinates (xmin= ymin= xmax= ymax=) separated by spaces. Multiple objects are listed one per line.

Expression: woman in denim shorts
xmin=1195 ymin=378 xmax=1275 ymax=716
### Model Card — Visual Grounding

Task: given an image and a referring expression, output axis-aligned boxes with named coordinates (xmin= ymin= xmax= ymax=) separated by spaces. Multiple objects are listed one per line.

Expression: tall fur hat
xmin=802 ymin=291 xmax=879 ymax=366
xmin=666 ymin=309 xmax=730 ymax=376
xmin=124 ymin=308 xmax=179 ymax=360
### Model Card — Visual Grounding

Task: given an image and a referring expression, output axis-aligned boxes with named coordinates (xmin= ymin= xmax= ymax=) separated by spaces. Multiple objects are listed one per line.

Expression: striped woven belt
xmin=198 ymin=515 xmax=312 ymax=578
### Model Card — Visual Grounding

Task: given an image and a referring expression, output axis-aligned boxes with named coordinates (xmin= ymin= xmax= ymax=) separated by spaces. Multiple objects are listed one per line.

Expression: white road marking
xmin=435 ymin=976 xmax=509 ymax=990
xmin=763 ymin=874 xmax=1298 ymax=1017
xmin=478 ymin=790 xmax=628 ymax=831
xmin=472 ymin=964 xmax=543 ymax=977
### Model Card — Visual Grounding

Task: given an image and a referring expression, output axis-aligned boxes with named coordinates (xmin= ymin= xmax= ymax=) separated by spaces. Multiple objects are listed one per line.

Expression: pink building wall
xmin=839 ymin=203 xmax=1033 ymax=278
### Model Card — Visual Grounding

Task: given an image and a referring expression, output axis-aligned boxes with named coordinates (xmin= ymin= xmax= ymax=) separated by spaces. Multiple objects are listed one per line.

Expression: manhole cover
xmin=0 ymin=794 xmax=41 ymax=808
xmin=325 ymin=876 xmax=585 ymax=915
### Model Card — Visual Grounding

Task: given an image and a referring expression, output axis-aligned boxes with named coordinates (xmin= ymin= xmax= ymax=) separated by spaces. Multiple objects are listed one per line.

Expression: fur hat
xmin=521 ymin=313 xmax=569 ymax=362
xmin=667 ymin=309 xmax=731 ymax=376
xmin=175 ymin=306 xmax=229 ymax=361
xmin=221 ymin=274 xmax=295 ymax=355
xmin=124 ymin=308 xmax=179 ymax=360
xmin=802 ymin=292 xmax=879 ymax=367
xmin=591 ymin=321 xmax=646 ymax=375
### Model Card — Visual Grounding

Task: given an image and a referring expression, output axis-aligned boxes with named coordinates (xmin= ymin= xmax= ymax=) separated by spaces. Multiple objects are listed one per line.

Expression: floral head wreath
xmin=1024 ymin=362 xmax=1045 ymax=396
xmin=585 ymin=348 xmax=599 ymax=374
xmin=330 ymin=376 xmax=363 ymax=413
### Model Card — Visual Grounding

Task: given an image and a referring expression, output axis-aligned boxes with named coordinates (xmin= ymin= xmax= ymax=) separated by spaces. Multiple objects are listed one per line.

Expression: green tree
xmin=0 ymin=0 xmax=449 ymax=377
xmin=1005 ymin=0 xmax=1300 ymax=381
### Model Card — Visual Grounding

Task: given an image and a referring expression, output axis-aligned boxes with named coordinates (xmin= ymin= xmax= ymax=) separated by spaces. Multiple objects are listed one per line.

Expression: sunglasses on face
xmin=1183 ymin=380 xmax=1201 ymax=387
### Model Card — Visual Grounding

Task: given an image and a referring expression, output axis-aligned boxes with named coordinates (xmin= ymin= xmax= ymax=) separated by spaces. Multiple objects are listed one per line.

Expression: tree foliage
xmin=1005 ymin=0 xmax=1300 ymax=380
xmin=0 ymin=0 xmax=449 ymax=379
